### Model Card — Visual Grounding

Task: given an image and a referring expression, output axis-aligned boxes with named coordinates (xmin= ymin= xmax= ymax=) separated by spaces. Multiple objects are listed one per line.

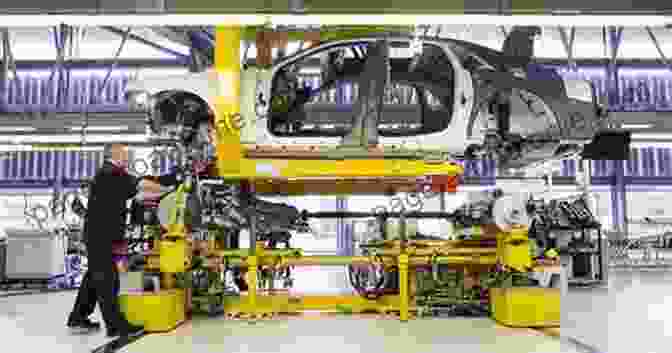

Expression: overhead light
xmin=299 ymin=68 xmax=321 ymax=75
xmin=621 ymin=123 xmax=653 ymax=129
xmin=68 ymin=126 xmax=130 ymax=132
xmin=0 ymin=134 xmax=148 ymax=144
xmin=631 ymin=133 xmax=672 ymax=140
xmin=0 ymin=127 xmax=36 ymax=132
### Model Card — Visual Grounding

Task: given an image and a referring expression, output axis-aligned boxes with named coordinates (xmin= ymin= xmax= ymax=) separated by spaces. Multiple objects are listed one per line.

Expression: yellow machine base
xmin=119 ymin=290 xmax=186 ymax=333
xmin=490 ymin=287 xmax=560 ymax=328
xmin=221 ymin=294 xmax=414 ymax=316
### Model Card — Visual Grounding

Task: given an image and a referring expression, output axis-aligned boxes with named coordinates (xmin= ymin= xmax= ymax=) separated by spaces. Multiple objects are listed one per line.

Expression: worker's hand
xmin=139 ymin=179 xmax=164 ymax=194
xmin=135 ymin=191 xmax=162 ymax=201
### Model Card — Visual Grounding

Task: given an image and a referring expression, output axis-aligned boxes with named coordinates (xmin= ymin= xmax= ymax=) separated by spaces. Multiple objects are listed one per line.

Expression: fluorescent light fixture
xmin=299 ymin=68 xmax=321 ymax=75
xmin=15 ymin=69 xmax=129 ymax=78
xmin=0 ymin=144 xmax=104 ymax=151
xmin=3 ymin=134 xmax=148 ymax=144
xmin=631 ymin=133 xmax=672 ymax=140
xmin=630 ymin=141 xmax=672 ymax=148
xmin=0 ymin=127 xmax=36 ymax=132
xmin=0 ymin=15 xmax=666 ymax=26
xmin=68 ymin=126 xmax=129 ymax=131
xmin=621 ymin=123 xmax=654 ymax=129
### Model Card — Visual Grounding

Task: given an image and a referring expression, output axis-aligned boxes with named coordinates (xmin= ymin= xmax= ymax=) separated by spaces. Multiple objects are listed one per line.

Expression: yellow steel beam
xmin=378 ymin=247 xmax=497 ymax=256
xmin=410 ymin=255 xmax=497 ymax=266
xmin=247 ymin=255 xmax=258 ymax=316
xmin=251 ymin=177 xmax=459 ymax=195
xmin=221 ymin=294 xmax=417 ymax=316
xmin=398 ymin=254 xmax=409 ymax=322
xmin=203 ymin=254 xmax=498 ymax=268
xmin=214 ymin=25 xmax=244 ymax=176
xmin=241 ymin=26 xmax=414 ymax=42
xmin=213 ymin=248 xmax=303 ymax=258
xmin=213 ymin=153 xmax=464 ymax=180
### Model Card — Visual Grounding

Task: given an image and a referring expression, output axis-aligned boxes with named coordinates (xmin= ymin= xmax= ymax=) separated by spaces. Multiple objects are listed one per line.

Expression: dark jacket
xmin=83 ymin=160 xmax=139 ymax=256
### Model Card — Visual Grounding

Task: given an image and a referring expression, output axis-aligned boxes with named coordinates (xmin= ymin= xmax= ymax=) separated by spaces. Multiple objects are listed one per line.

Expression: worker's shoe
xmin=107 ymin=324 xmax=144 ymax=338
xmin=67 ymin=318 xmax=101 ymax=334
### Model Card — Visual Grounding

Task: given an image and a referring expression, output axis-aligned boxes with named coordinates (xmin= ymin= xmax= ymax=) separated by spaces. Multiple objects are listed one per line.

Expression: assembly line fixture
xmin=135 ymin=25 xmax=562 ymax=328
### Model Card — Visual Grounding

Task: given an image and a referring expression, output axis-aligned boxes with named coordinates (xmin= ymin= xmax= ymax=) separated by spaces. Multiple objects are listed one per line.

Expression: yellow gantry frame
xmin=144 ymin=26 xmax=556 ymax=326
xmin=206 ymin=25 xmax=541 ymax=322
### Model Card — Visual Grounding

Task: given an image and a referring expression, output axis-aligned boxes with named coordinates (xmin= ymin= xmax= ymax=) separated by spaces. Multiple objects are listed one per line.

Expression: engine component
xmin=491 ymin=192 xmax=531 ymax=233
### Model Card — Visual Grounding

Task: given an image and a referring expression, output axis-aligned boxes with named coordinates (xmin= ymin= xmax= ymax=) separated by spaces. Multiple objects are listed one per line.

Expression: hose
xmin=49 ymin=196 xmax=66 ymax=218
xmin=23 ymin=194 xmax=50 ymax=229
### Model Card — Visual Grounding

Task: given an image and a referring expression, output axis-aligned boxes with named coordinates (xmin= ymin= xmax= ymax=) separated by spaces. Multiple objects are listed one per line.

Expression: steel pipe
xmin=281 ymin=255 xmax=373 ymax=266
xmin=210 ymin=254 xmax=498 ymax=267
xmin=213 ymin=249 xmax=302 ymax=258
xmin=409 ymin=248 xmax=497 ymax=256
xmin=410 ymin=255 xmax=497 ymax=266
xmin=376 ymin=247 xmax=496 ymax=256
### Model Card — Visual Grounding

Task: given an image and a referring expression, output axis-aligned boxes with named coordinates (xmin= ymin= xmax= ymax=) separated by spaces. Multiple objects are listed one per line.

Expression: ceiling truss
xmin=1 ymin=25 xmax=672 ymax=137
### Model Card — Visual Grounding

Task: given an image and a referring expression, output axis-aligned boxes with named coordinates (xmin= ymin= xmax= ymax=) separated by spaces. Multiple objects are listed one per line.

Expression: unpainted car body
xmin=126 ymin=29 xmax=609 ymax=170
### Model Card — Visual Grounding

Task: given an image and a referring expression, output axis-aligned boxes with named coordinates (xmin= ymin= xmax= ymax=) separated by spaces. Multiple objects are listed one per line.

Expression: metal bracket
xmin=557 ymin=26 xmax=577 ymax=72
xmin=645 ymin=26 xmax=672 ymax=72
xmin=606 ymin=26 xmax=624 ymax=109
xmin=100 ymin=26 xmax=190 ymax=62
xmin=1 ymin=28 xmax=20 ymax=103
xmin=499 ymin=26 xmax=508 ymax=37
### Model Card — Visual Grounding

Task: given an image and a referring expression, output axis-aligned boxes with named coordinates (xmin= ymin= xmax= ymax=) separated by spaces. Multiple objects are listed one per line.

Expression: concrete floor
xmin=121 ymin=317 xmax=567 ymax=353
xmin=1 ymin=269 xmax=669 ymax=353
xmin=562 ymin=269 xmax=672 ymax=353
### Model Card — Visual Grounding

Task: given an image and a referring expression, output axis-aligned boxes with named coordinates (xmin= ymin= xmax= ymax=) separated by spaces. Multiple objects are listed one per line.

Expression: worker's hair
xmin=102 ymin=143 xmax=128 ymax=161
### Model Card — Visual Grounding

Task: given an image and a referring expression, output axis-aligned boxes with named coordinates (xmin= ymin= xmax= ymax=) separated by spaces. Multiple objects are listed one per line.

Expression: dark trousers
xmin=68 ymin=258 xmax=128 ymax=330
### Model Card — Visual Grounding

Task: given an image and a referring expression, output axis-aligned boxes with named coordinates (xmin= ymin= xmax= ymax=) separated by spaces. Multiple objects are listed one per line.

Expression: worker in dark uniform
xmin=67 ymin=144 xmax=163 ymax=337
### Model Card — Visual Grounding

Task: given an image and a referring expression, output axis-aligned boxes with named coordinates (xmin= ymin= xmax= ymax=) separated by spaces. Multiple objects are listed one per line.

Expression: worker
xmin=67 ymin=144 xmax=163 ymax=337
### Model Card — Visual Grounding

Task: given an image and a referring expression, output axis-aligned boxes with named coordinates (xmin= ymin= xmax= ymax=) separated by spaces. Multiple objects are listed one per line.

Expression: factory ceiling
xmin=4 ymin=25 xmax=672 ymax=60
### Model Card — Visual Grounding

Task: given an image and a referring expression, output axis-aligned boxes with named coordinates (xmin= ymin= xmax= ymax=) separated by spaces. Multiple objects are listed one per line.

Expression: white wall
xmin=0 ymin=192 xmax=55 ymax=239
xmin=254 ymin=195 xmax=339 ymax=253
xmin=626 ymin=186 xmax=672 ymax=238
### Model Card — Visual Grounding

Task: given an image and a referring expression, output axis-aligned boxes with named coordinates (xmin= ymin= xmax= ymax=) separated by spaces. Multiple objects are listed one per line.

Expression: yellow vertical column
xmin=247 ymin=254 xmax=258 ymax=317
xmin=398 ymin=254 xmax=409 ymax=322
xmin=214 ymin=25 xmax=243 ymax=177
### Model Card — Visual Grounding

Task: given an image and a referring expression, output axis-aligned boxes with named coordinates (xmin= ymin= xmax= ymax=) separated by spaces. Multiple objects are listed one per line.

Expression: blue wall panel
xmin=0 ymin=150 xmax=103 ymax=185
xmin=548 ymin=65 xmax=672 ymax=111
xmin=457 ymin=159 xmax=496 ymax=178
xmin=2 ymin=147 xmax=671 ymax=186
xmin=2 ymin=71 xmax=130 ymax=113
xmin=2 ymin=65 xmax=672 ymax=113
xmin=616 ymin=67 xmax=672 ymax=112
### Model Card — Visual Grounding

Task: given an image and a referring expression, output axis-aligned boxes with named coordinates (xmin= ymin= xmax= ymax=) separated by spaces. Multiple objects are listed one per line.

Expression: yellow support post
xmin=247 ymin=255 xmax=258 ymax=317
xmin=214 ymin=25 xmax=243 ymax=176
xmin=398 ymin=253 xmax=409 ymax=322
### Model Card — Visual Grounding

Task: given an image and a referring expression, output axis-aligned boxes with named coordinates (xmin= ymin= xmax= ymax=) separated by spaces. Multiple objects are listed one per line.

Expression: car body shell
xmin=126 ymin=35 xmax=603 ymax=169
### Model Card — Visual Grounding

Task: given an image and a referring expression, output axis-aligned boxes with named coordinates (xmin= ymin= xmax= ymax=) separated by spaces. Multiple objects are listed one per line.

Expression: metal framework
xmin=1 ymin=26 xmax=671 ymax=279
xmin=105 ymin=27 xmax=564 ymax=335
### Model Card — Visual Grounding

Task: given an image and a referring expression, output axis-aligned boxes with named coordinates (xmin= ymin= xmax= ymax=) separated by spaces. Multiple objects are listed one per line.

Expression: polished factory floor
xmin=1 ymin=269 xmax=670 ymax=353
